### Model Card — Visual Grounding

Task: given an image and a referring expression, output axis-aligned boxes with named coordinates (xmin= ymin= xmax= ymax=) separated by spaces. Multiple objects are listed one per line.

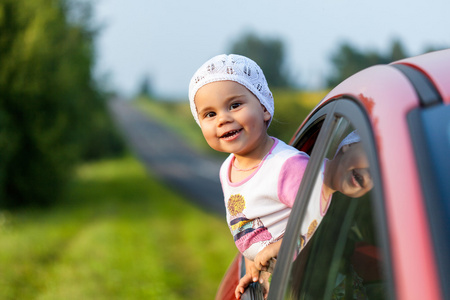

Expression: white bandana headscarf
xmin=188 ymin=54 xmax=274 ymax=127
xmin=336 ymin=130 xmax=361 ymax=155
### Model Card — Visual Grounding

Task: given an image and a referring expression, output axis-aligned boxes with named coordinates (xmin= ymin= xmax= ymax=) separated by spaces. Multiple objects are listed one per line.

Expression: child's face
xmin=332 ymin=142 xmax=373 ymax=198
xmin=195 ymin=81 xmax=271 ymax=156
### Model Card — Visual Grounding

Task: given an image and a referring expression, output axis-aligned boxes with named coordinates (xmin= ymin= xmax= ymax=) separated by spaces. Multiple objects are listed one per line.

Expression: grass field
xmin=0 ymin=155 xmax=236 ymax=300
xmin=0 ymin=89 xmax=328 ymax=299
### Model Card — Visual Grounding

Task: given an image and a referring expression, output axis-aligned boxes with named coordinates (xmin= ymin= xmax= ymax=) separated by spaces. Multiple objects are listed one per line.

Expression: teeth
xmin=353 ymin=170 xmax=363 ymax=187
xmin=222 ymin=129 xmax=240 ymax=138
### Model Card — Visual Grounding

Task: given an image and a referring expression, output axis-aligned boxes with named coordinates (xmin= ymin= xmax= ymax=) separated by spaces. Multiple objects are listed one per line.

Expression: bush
xmin=268 ymin=89 xmax=327 ymax=143
xmin=0 ymin=0 xmax=124 ymax=208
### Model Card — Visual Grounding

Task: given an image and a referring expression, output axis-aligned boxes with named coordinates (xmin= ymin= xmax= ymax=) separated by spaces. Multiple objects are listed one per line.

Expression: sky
xmin=93 ymin=0 xmax=450 ymax=99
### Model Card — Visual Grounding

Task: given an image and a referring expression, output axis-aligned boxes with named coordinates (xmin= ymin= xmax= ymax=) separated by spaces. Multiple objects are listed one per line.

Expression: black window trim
xmin=391 ymin=63 xmax=442 ymax=108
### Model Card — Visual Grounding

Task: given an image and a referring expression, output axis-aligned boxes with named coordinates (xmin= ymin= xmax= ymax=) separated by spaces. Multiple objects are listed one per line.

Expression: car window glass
xmin=283 ymin=116 xmax=388 ymax=300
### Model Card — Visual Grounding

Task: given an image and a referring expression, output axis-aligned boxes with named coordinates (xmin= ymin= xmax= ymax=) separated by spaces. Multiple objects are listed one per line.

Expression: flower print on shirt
xmin=227 ymin=194 xmax=272 ymax=253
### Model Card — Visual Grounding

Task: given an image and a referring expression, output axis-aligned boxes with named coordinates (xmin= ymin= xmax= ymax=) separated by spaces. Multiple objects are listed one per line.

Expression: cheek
xmin=349 ymin=146 xmax=370 ymax=168
xmin=353 ymin=187 xmax=370 ymax=198
xmin=200 ymin=123 xmax=215 ymax=139
xmin=332 ymin=169 xmax=348 ymax=191
xmin=201 ymin=127 xmax=221 ymax=150
xmin=347 ymin=155 xmax=369 ymax=170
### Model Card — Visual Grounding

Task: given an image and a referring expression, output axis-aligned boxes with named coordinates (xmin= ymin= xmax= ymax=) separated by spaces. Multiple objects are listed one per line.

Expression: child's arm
xmin=254 ymin=239 xmax=282 ymax=272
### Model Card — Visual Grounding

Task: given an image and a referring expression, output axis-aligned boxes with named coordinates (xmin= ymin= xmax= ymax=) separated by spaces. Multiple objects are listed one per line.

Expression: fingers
xmin=266 ymin=258 xmax=276 ymax=273
xmin=245 ymin=259 xmax=260 ymax=282
xmin=235 ymin=269 xmax=272 ymax=299
xmin=235 ymin=285 xmax=244 ymax=299
xmin=250 ymin=266 xmax=260 ymax=282
xmin=235 ymin=274 xmax=252 ymax=299
xmin=255 ymin=257 xmax=277 ymax=273
xmin=263 ymin=288 xmax=269 ymax=300
xmin=254 ymin=256 xmax=269 ymax=272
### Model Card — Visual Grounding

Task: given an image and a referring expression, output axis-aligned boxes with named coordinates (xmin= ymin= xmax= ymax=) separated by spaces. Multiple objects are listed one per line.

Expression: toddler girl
xmin=188 ymin=54 xmax=309 ymax=298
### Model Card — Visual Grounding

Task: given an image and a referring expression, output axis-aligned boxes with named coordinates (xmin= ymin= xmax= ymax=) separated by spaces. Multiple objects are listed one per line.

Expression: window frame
xmin=395 ymin=62 xmax=450 ymax=299
xmin=268 ymin=97 xmax=394 ymax=300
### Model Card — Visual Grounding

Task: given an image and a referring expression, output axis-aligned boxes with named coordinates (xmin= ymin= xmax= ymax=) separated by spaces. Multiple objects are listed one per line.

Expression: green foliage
xmin=136 ymin=74 xmax=153 ymax=98
xmin=268 ymin=90 xmax=328 ymax=143
xmin=326 ymin=39 xmax=409 ymax=87
xmin=229 ymin=32 xmax=293 ymax=88
xmin=0 ymin=0 xmax=124 ymax=208
xmin=0 ymin=155 xmax=236 ymax=299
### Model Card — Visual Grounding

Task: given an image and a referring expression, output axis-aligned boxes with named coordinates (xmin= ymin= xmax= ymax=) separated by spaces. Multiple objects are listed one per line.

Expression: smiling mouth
xmin=352 ymin=169 xmax=364 ymax=187
xmin=220 ymin=129 xmax=242 ymax=139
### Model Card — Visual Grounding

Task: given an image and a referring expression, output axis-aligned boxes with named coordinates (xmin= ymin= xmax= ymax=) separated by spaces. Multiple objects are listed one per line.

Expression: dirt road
xmin=109 ymin=100 xmax=225 ymax=216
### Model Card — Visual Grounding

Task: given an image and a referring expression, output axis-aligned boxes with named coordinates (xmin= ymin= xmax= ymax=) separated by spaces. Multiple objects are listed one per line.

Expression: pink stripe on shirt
xmin=277 ymin=153 xmax=310 ymax=207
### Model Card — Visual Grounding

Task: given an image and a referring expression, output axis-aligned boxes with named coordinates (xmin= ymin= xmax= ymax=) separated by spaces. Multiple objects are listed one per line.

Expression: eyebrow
xmin=197 ymin=106 xmax=213 ymax=117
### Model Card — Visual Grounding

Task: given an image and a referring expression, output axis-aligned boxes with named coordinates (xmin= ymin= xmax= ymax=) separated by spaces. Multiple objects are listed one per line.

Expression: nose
xmin=217 ymin=110 xmax=233 ymax=127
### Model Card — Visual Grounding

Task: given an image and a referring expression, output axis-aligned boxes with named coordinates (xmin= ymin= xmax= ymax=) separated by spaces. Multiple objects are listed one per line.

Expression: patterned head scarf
xmin=188 ymin=54 xmax=274 ymax=126
xmin=336 ymin=130 xmax=361 ymax=156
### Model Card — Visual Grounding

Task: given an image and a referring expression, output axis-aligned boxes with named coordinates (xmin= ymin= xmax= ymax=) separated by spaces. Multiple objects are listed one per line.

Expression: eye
xmin=230 ymin=102 xmax=242 ymax=110
xmin=204 ymin=111 xmax=216 ymax=118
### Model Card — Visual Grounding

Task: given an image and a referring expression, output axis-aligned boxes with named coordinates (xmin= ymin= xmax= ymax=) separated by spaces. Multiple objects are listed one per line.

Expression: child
xmin=188 ymin=54 xmax=309 ymax=299
xmin=296 ymin=131 xmax=373 ymax=254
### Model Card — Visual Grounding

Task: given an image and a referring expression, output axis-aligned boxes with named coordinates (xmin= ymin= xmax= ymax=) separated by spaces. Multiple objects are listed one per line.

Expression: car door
xmin=268 ymin=98 xmax=394 ymax=300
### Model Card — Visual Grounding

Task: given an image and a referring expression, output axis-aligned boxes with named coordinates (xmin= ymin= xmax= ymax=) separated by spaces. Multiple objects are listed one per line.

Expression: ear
xmin=341 ymin=144 xmax=350 ymax=153
xmin=261 ymin=104 xmax=271 ymax=122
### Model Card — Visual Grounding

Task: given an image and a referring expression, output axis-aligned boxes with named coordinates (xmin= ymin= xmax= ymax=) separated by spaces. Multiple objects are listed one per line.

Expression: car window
xmin=408 ymin=103 xmax=450 ymax=299
xmin=282 ymin=115 xmax=388 ymax=300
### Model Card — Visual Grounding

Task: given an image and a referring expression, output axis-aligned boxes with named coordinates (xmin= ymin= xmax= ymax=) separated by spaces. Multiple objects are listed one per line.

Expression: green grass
xmin=0 ymin=155 xmax=237 ymax=300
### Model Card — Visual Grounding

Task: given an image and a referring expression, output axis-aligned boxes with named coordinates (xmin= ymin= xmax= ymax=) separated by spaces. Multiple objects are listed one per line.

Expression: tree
xmin=136 ymin=74 xmax=153 ymax=98
xmin=326 ymin=39 xmax=409 ymax=88
xmin=229 ymin=32 xmax=292 ymax=88
xmin=390 ymin=39 xmax=408 ymax=61
xmin=0 ymin=0 xmax=124 ymax=208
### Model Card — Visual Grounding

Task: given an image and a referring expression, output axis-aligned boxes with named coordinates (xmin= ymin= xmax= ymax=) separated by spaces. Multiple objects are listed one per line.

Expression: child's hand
xmin=254 ymin=240 xmax=282 ymax=272
xmin=235 ymin=269 xmax=271 ymax=299
xmin=235 ymin=241 xmax=282 ymax=299
xmin=235 ymin=257 xmax=260 ymax=299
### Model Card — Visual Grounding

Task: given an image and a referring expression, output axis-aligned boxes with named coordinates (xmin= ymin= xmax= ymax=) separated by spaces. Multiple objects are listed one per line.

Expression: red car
xmin=215 ymin=49 xmax=450 ymax=300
